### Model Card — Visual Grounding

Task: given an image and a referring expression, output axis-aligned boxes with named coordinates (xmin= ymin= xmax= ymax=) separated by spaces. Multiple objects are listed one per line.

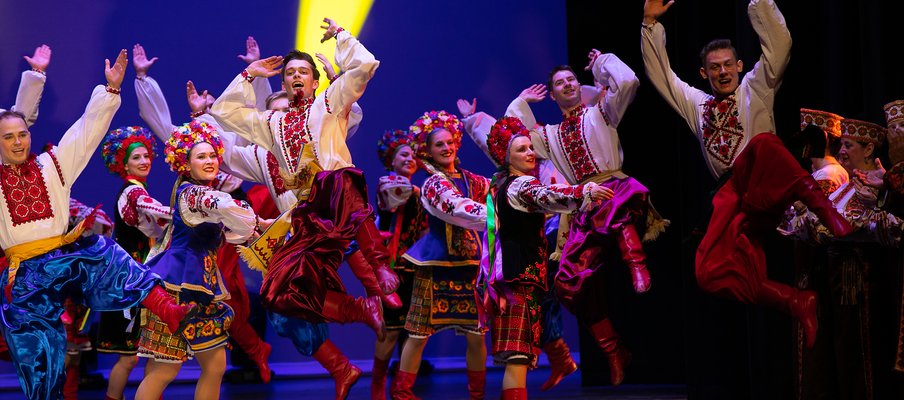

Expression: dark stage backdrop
xmin=0 ymin=0 xmax=573 ymax=375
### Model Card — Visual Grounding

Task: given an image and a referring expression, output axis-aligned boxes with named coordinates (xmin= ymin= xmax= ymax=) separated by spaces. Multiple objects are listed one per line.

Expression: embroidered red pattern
xmin=555 ymin=106 xmax=600 ymax=183
xmin=265 ymin=151 xmax=288 ymax=195
xmin=48 ymin=150 xmax=65 ymax=186
xmin=701 ymin=95 xmax=745 ymax=168
xmin=1 ymin=157 xmax=54 ymax=226
xmin=278 ymin=97 xmax=315 ymax=172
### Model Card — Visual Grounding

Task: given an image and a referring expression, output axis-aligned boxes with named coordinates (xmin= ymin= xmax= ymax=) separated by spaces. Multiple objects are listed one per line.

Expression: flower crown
xmin=487 ymin=116 xmax=530 ymax=167
xmin=409 ymin=110 xmax=463 ymax=161
xmin=164 ymin=120 xmax=224 ymax=176
xmin=376 ymin=129 xmax=415 ymax=171
xmin=100 ymin=126 xmax=156 ymax=178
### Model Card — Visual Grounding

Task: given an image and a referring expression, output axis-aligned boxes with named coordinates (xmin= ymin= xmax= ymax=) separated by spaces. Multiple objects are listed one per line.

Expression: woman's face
xmin=188 ymin=142 xmax=219 ymax=181
xmin=837 ymin=138 xmax=873 ymax=172
xmin=427 ymin=129 xmax=457 ymax=170
xmin=507 ymin=136 xmax=536 ymax=174
xmin=392 ymin=145 xmax=417 ymax=178
xmin=124 ymin=145 xmax=151 ymax=179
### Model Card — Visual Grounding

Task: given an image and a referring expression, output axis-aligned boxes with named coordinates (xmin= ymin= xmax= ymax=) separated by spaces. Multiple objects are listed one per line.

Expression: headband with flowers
xmin=487 ymin=116 xmax=530 ymax=167
xmin=409 ymin=110 xmax=463 ymax=161
xmin=376 ymin=129 xmax=415 ymax=171
xmin=100 ymin=126 xmax=156 ymax=178
xmin=164 ymin=120 xmax=224 ymax=176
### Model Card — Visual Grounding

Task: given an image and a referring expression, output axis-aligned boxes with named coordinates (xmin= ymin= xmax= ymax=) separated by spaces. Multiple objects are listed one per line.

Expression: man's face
xmin=0 ymin=116 xmax=31 ymax=165
xmin=699 ymin=49 xmax=743 ymax=97
xmin=282 ymin=59 xmax=319 ymax=102
xmin=549 ymin=70 xmax=581 ymax=110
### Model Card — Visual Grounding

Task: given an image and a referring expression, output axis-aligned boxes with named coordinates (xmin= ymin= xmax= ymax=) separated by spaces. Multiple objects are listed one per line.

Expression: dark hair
xmin=699 ymin=39 xmax=739 ymax=68
xmin=265 ymin=91 xmax=288 ymax=110
xmin=0 ymin=110 xmax=27 ymax=124
xmin=547 ymin=65 xmax=576 ymax=89
xmin=282 ymin=50 xmax=320 ymax=81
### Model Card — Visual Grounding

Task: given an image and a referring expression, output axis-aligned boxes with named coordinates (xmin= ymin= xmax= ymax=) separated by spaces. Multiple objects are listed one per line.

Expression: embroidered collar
xmin=124 ymin=175 xmax=148 ymax=187
xmin=289 ymin=96 xmax=315 ymax=110
xmin=562 ymin=105 xmax=585 ymax=119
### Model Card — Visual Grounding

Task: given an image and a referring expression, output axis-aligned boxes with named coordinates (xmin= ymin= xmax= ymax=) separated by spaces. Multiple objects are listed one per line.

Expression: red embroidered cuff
xmin=190 ymin=110 xmax=206 ymax=119
xmin=105 ymin=85 xmax=121 ymax=95
xmin=334 ymin=27 xmax=345 ymax=39
xmin=31 ymin=68 xmax=46 ymax=76
xmin=241 ymin=69 xmax=255 ymax=83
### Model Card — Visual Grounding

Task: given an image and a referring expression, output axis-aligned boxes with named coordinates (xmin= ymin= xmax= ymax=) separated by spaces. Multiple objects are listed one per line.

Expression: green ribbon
xmin=485 ymin=175 xmax=498 ymax=276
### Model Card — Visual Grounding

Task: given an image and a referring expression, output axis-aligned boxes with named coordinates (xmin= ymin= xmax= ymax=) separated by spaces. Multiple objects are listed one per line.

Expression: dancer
xmin=479 ymin=116 xmax=612 ymax=399
xmin=0 ymin=49 xmax=193 ymax=400
xmin=641 ymin=0 xmax=852 ymax=348
xmin=0 ymin=44 xmax=50 ymax=126
xmin=96 ymin=126 xmax=172 ymax=400
xmin=134 ymin=120 xmax=266 ymax=400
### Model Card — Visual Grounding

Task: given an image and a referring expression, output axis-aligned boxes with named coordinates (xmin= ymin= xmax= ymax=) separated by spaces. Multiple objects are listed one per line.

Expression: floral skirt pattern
xmin=137 ymin=290 xmax=233 ymax=363
xmin=405 ymin=265 xmax=482 ymax=337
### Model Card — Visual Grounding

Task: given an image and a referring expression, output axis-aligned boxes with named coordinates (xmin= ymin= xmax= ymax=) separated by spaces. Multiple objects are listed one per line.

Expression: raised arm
xmin=179 ymin=184 xmax=259 ymax=244
xmin=507 ymin=175 xmax=610 ymax=214
xmin=210 ymin=55 xmax=283 ymax=150
xmin=459 ymin=97 xmax=497 ymax=165
xmin=377 ymin=174 xmax=414 ymax=211
xmin=12 ymin=45 xmax=51 ymax=126
xmin=322 ymin=18 xmax=380 ymax=118
xmin=640 ymin=0 xmax=709 ymax=134
xmin=420 ymin=174 xmax=487 ymax=231
xmin=505 ymin=85 xmax=551 ymax=160
xmin=744 ymin=0 xmax=792 ymax=95
xmin=54 ymin=50 xmax=126 ymax=187
xmin=587 ymin=51 xmax=639 ymax=128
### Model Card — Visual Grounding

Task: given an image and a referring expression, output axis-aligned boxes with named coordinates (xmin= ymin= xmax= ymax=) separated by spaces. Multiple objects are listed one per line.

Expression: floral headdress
xmin=487 ymin=116 xmax=530 ymax=167
xmin=376 ymin=129 xmax=414 ymax=171
xmin=100 ymin=126 xmax=156 ymax=178
xmin=409 ymin=110 xmax=463 ymax=162
xmin=164 ymin=120 xmax=224 ymax=176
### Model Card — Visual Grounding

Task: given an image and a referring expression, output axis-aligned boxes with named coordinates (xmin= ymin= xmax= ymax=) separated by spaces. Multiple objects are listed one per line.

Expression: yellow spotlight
xmin=296 ymin=0 xmax=374 ymax=94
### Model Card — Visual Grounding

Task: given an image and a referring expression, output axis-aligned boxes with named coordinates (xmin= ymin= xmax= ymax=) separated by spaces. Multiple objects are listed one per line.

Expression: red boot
xmin=141 ymin=286 xmax=199 ymax=335
xmin=312 ymin=340 xmax=362 ymax=400
xmin=589 ymin=318 xmax=631 ymax=386
xmin=371 ymin=357 xmax=390 ymax=400
xmin=540 ymin=338 xmax=578 ymax=391
xmin=758 ymin=281 xmax=818 ymax=348
xmin=227 ymin=314 xmax=272 ymax=383
xmin=466 ymin=369 xmax=486 ymax=400
xmin=792 ymin=176 xmax=853 ymax=238
xmin=616 ymin=225 xmax=651 ymax=293
xmin=347 ymin=250 xmax=403 ymax=309
xmin=322 ymin=291 xmax=386 ymax=340
xmin=500 ymin=388 xmax=527 ymax=400
xmin=63 ymin=363 xmax=79 ymax=400
xmin=390 ymin=370 xmax=419 ymax=400
xmin=356 ymin=219 xmax=400 ymax=294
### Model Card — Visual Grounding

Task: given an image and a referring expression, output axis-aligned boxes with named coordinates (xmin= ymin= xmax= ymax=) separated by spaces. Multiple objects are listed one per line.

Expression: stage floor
xmin=0 ymin=366 xmax=687 ymax=399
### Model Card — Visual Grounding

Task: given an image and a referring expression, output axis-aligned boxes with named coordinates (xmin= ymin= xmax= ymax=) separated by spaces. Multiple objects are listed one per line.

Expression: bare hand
xmin=456 ymin=98 xmax=477 ymax=118
xmin=238 ymin=36 xmax=261 ymax=64
xmin=246 ymin=55 xmax=283 ymax=78
xmin=105 ymin=49 xmax=128 ymax=89
xmin=584 ymin=49 xmax=602 ymax=71
xmin=320 ymin=17 xmax=339 ymax=43
xmin=589 ymin=185 xmax=615 ymax=201
xmin=24 ymin=45 xmax=51 ymax=72
xmin=258 ymin=218 xmax=275 ymax=232
xmin=186 ymin=81 xmax=209 ymax=114
xmin=315 ymin=53 xmax=338 ymax=81
xmin=519 ymin=84 xmax=548 ymax=103
xmin=643 ymin=0 xmax=675 ymax=24
xmin=853 ymin=158 xmax=886 ymax=189
xmin=132 ymin=44 xmax=157 ymax=78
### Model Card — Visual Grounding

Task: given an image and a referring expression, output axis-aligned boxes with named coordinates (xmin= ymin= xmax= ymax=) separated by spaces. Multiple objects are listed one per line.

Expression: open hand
xmin=24 ymin=45 xmax=51 ymax=72
xmin=519 ymin=84 xmax=548 ymax=103
xmin=105 ymin=49 xmax=128 ymax=89
xmin=186 ymin=81 xmax=209 ymax=114
xmin=132 ymin=44 xmax=157 ymax=78
xmin=320 ymin=17 xmax=339 ymax=43
xmin=854 ymin=158 xmax=886 ymax=189
xmin=644 ymin=0 xmax=675 ymax=24
xmin=238 ymin=36 xmax=261 ymax=64
xmin=246 ymin=55 xmax=283 ymax=78
xmin=584 ymin=49 xmax=602 ymax=71
xmin=315 ymin=53 xmax=338 ymax=81
xmin=456 ymin=98 xmax=477 ymax=118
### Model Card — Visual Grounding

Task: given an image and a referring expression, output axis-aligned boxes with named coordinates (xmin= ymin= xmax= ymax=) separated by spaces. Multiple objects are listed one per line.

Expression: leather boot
xmin=500 ymin=388 xmax=527 ymax=400
xmin=63 ymin=363 xmax=79 ymax=400
xmin=347 ymin=250 xmax=403 ymax=309
xmin=228 ymin=316 xmax=272 ymax=383
xmin=792 ymin=175 xmax=853 ymax=238
xmin=357 ymin=219 xmax=400 ymax=294
xmin=758 ymin=281 xmax=818 ymax=348
xmin=322 ymin=290 xmax=386 ymax=340
xmin=540 ymin=338 xmax=578 ymax=391
xmin=312 ymin=340 xmax=362 ymax=400
xmin=141 ymin=286 xmax=199 ymax=335
xmin=589 ymin=318 xmax=631 ymax=386
xmin=466 ymin=369 xmax=486 ymax=400
xmin=390 ymin=370 xmax=419 ymax=400
xmin=616 ymin=225 xmax=651 ymax=293
xmin=371 ymin=357 xmax=390 ymax=400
